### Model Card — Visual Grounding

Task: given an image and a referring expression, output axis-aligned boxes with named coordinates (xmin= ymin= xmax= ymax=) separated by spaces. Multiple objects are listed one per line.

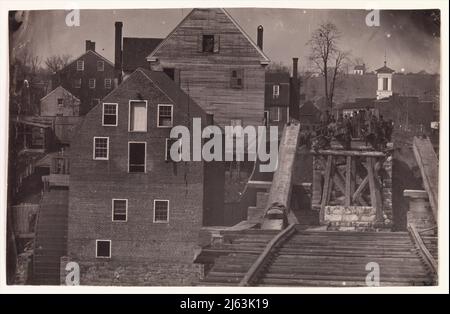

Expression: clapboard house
xmin=66 ymin=67 xmax=226 ymax=285
xmin=52 ymin=40 xmax=115 ymax=115
xmin=143 ymin=8 xmax=270 ymax=128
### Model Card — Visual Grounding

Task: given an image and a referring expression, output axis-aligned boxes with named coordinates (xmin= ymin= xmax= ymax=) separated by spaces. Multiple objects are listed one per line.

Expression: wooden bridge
xmin=195 ymin=126 xmax=438 ymax=287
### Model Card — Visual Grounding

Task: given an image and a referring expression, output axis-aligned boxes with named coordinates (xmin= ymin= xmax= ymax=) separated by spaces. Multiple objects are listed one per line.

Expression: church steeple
xmin=375 ymin=56 xmax=395 ymax=100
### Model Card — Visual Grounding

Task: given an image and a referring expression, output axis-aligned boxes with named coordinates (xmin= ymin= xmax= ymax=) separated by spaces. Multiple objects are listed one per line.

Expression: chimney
xmin=257 ymin=25 xmax=263 ymax=50
xmin=292 ymin=57 xmax=298 ymax=79
xmin=115 ymin=21 xmax=123 ymax=83
xmin=85 ymin=40 xmax=95 ymax=52
xmin=289 ymin=57 xmax=300 ymax=121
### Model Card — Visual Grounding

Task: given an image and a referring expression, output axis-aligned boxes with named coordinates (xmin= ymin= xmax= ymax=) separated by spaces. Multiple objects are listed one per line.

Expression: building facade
xmin=146 ymin=8 xmax=270 ymax=128
xmin=67 ymin=68 xmax=214 ymax=285
xmin=52 ymin=41 xmax=116 ymax=116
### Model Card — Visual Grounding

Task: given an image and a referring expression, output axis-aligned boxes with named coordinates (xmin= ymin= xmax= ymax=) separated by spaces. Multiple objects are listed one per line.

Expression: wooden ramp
xmin=413 ymin=137 xmax=438 ymax=219
xmin=196 ymin=226 xmax=436 ymax=287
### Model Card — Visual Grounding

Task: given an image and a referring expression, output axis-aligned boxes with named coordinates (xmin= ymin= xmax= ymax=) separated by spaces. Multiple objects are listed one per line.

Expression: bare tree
xmin=266 ymin=61 xmax=291 ymax=74
xmin=44 ymin=54 xmax=72 ymax=73
xmin=307 ymin=22 xmax=349 ymax=109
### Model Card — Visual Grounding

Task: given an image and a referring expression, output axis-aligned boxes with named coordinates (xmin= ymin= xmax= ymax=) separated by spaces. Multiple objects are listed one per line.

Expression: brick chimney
xmin=257 ymin=25 xmax=263 ymax=50
xmin=289 ymin=57 xmax=300 ymax=120
xmin=85 ymin=40 xmax=95 ymax=52
xmin=115 ymin=21 xmax=123 ymax=84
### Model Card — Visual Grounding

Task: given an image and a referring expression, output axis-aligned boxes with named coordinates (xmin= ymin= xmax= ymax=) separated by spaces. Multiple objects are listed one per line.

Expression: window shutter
xmin=197 ymin=34 xmax=203 ymax=52
xmin=213 ymin=35 xmax=220 ymax=53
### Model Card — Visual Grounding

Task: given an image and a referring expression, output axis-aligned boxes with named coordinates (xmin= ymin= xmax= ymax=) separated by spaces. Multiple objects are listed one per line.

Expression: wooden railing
xmin=407 ymin=223 xmax=437 ymax=275
xmin=239 ymin=224 xmax=296 ymax=286
xmin=413 ymin=137 xmax=438 ymax=220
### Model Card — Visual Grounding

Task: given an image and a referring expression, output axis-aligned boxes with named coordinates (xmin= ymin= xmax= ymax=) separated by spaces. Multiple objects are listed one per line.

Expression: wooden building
xmin=52 ymin=40 xmax=115 ymax=115
xmin=67 ymin=67 xmax=225 ymax=285
xmin=145 ymin=8 xmax=270 ymax=128
xmin=40 ymin=85 xmax=80 ymax=117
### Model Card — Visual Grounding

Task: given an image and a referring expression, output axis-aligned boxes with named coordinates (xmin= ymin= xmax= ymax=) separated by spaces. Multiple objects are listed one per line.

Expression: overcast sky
xmin=13 ymin=8 xmax=441 ymax=74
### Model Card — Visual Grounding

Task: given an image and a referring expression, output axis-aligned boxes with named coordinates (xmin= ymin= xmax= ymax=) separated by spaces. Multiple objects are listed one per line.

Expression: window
xmin=200 ymin=34 xmax=219 ymax=53
xmin=104 ymin=78 xmax=112 ymax=89
xmin=112 ymin=199 xmax=127 ymax=222
xmin=128 ymin=142 xmax=146 ymax=173
xmin=76 ymin=60 xmax=84 ymax=71
xmin=103 ymin=103 xmax=118 ymax=126
xmin=157 ymin=104 xmax=173 ymax=128
xmin=153 ymin=200 xmax=169 ymax=223
xmin=264 ymin=110 xmax=269 ymax=126
xmin=93 ymin=137 xmax=109 ymax=160
xmin=57 ymin=98 xmax=63 ymax=107
xmin=163 ymin=68 xmax=175 ymax=81
xmin=165 ymin=138 xmax=182 ymax=162
xmin=270 ymin=107 xmax=280 ymax=122
xmin=383 ymin=77 xmax=389 ymax=91
xmin=74 ymin=78 xmax=82 ymax=89
xmin=230 ymin=69 xmax=244 ymax=89
xmin=273 ymin=85 xmax=280 ymax=98
xmin=129 ymin=101 xmax=147 ymax=132
xmin=97 ymin=61 xmax=104 ymax=71
xmin=89 ymin=78 xmax=96 ymax=89
xmin=96 ymin=240 xmax=111 ymax=258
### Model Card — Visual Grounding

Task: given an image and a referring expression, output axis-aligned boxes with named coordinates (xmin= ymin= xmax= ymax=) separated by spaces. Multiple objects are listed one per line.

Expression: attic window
xmin=200 ymin=34 xmax=220 ymax=53
xmin=103 ymin=103 xmax=118 ymax=126
xmin=157 ymin=104 xmax=173 ymax=128
xmin=230 ymin=69 xmax=244 ymax=89
xmin=97 ymin=61 xmax=104 ymax=71
xmin=273 ymin=85 xmax=280 ymax=98
xmin=57 ymin=98 xmax=64 ymax=107
xmin=77 ymin=60 xmax=84 ymax=71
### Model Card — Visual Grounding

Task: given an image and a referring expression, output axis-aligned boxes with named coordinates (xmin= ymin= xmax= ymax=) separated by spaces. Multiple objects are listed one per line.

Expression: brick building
xmin=52 ymin=40 xmax=115 ymax=115
xmin=66 ymin=67 xmax=227 ymax=285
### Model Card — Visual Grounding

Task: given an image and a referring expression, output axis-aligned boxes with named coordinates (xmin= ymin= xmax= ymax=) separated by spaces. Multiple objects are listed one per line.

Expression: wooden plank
xmin=413 ymin=137 xmax=438 ymax=219
xmin=352 ymin=159 xmax=383 ymax=205
xmin=239 ymin=224 xmax=296 ymax=286
xmin=247 ymin=180 xmax=272 ymax=190
xmin=320 ymin=155 xmax=333 ymax=222
xmin=350 ymin=158 xmax=356 ymax=199
xmin=408 ymin=223 xmax=438 ymax=274
xmin=345 ymin=156 xmax=351 ymax=206
xmin=311 ymin=150 xmax=385 ymax=157
xmin=367 ymin=157 xmax=378 ymax=213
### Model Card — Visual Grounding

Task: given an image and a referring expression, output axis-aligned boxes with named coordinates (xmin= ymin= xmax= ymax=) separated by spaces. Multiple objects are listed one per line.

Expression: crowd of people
xmin=310 ymin=109 xmax=394 ymax=151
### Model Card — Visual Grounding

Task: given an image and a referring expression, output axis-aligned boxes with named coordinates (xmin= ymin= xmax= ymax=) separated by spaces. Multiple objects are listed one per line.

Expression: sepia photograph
xmin=2 ymin=1 xmax=447 ymax=292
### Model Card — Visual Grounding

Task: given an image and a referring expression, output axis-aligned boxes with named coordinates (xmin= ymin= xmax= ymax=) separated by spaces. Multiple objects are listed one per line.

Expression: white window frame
xmin=95 ymin=239 xmax=111 ymax=258
xmin=112 ymin=199 xmax=128 ymax=222
xmin=97 ymin=60 xmax=105 ymax=72
xmin=89 ymin=78 xmax=96 ymax=89
xmin=104 ymin=78 xmax=112 ymax=89
xmin=76 ymin=60 xmax=84 ymax=71
xmin=128 ymin=100 xmax=148 ymax=132
xmin=153 ymin=199 xmax=169 ymax=223
xmin=93 ymin=136 xmax=109 ymax=160
xmin=128 ymin=141 xmax=147 ymax=173
xmin=102 ymin=103 xmax=118 ymax=127
xmin=273 ymin=84 xmax=280 ymax=98
xmin=157 ymin=104 xmax=174 ymax=128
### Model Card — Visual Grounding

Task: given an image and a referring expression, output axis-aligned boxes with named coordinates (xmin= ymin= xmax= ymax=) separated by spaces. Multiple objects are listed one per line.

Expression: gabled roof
xmin=375 ymin=62 xmax=395 ymax=74
xmin=354 ymin=65 xmax=365 ymax=70
xmin=40 ymin=85 xmax=80 ymax=102
xmin=60 ymin=50 xmax=114 ymax=73
xmin=122 ymin=37 xmax=163 ymax=72
xmin=146 ymin=8 xmax=270 ymax=65
xmin=135 ymin=68 xmax=205 ymax=114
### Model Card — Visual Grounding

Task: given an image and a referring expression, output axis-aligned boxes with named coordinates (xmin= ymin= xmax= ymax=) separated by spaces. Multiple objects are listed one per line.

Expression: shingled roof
xmin=122 ymin=37 xmax=163 ymax=72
